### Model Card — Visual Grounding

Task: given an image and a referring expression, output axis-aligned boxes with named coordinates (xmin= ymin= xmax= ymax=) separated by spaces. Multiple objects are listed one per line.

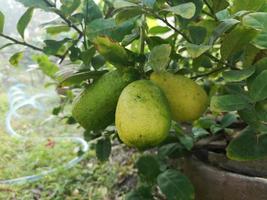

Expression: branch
xmin=0 ymin=33 xmax=63 ymax=58
xmin=42 ymin=0 xmax=83 ymax=35
xmin=203 ymin=0 xmax=218 ymax=21
xmin=192 ymin=66 xmax=228 ymax=79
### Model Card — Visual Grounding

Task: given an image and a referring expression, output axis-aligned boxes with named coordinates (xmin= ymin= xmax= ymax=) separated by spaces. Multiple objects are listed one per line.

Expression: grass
xmin=0 ymin=83 xmax=138 ymax=199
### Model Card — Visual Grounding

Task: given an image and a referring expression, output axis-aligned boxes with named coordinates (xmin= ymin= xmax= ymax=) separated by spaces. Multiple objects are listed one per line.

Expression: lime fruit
xmin=150 ymin=71 xmax=208 ymax=122
xmin=72 ymin=69 xmax=139 ymax=131
xmin=115 ymin=80 xmax=171 ymax=149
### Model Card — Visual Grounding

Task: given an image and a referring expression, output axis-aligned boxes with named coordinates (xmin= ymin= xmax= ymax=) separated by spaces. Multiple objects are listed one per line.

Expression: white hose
xmin=0 ymin=84 xmax=89 ymax=185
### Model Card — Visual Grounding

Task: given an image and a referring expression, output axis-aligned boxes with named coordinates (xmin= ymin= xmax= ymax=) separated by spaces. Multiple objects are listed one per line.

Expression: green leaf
xmin=220 ymin=113 xmax=238 ymax=128
xmin=177 ymin=134 xmax=194 ymax=151
xmin=209 ymin=19 xmax=239 ymax=45
xmin=232 ymin=0 xmax=265 ymax=13
xmin=185 ymin=43 xmax=210 ymax=58
xmin=220 ymin=26 xmax=258 ymax=60
xmin=9 ymin=52 xmax=24 ymax=67
xmin=80 ymin=47 xmax=96 ymax=65
xmin=115 ymin=7 xmax=142 ymax=25
xmin=249 ymin=70 xmax=267 ymax=102
xmin=209 ymin=0 xmax=229 ymax=13
xmin=136 ymin=155 xmax=161 ymax=183
xmin=0 ymin=10 xmax=4 ymax=33
xmin=239 ymin=107 xmax=261 ymax=128
xmin=227 ymin=127 xmax=267 ymax=161
xmin=60 ymin=0 xmax=81 ymax=16
xmin=17 ymin=7 xmax=34 ymax=39
xmin=83 ymin=0 xmax=102 ymax=22
xmin=93 ymin=36 xmax=133 ymax=68
xmin=15 ymin=0 xmax=51 ymax=11
xmin=163 ymin=3 xmax=196 ymax=19
xmin=43 ymin=38 xmax=70 ymax=55
xmin=113 ymin=0 xmax=138 ymax=9
xmin=57 ymin=70 xmax=108 ymax=86
xmin=46 ymin=25 xmax=70 ymax=35
xmin=86 ymin=18 xmax=135 ymax=42
xmin=148 ymin=44 xmax=171 ymax=72
xmin=149 ymin=26 xmax=171 ymax=35
xmin=126 ymin=186 xmax=153 ymax=200
xmin=243 ymin=12 xmax=267 ymax=49
xmin=188 ymin=26 xmax=207 ymax=45
xmin=255 ymin=100 xmax=267 ymax=122
xmin=33 ymin=55 xmax=59 ymax=79
xmin=192 ymin=127 xmax=210 ymax=139
xmin=157 ymin=169 xmax=194 ymax=200
xmin=223 ymin=67 xmax=255 ymax=82
xmin=210 ymin=95 xmax=250 ymax=112
xmin=143 ymin=0 xmax=156 ymax=8
xmin=96 ymin=137 xmax=111 ymax=162
xmin=158 ymin=143 xmax=185 ymax=159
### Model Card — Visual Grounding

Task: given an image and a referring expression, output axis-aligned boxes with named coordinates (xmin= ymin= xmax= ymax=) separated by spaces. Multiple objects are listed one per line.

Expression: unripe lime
xmin=115 ymin=80 xmax=171 ymax=149
xmin=72 ymin=69 xmax=139 ymax=131
xmin=150 ymin=71 xmax=208 ymax=122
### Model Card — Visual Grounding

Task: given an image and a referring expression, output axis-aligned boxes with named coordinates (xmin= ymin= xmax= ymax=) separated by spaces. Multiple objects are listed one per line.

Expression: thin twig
xmin=203 ymin=0 xmax=218 ymax=21
xmin=192 ymin=66 xmax=228 ymax=79
xmin=0 ymin=33 xmax=63 ymax=58
xmin=42 ymin=0 xmax=83 ymax=35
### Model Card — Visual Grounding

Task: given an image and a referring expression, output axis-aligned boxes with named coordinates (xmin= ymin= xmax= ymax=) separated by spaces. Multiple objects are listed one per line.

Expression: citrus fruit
xmin=72 ymin=69 xmax=139 ymax=131
xmin=150 ymin=71 xmax=208 ymax=122
xmin=115 ymin=80 xmax=171 ymax=149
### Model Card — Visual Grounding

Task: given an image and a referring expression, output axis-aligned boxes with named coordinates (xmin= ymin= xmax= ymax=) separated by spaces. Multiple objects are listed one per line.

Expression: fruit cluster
xmin=72 ymin=70 xmax=208 ymax=149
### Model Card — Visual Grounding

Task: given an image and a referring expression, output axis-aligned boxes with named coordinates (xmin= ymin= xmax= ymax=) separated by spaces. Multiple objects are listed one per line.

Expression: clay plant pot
xmin=181 ymin=152 xmax=267 ymax=200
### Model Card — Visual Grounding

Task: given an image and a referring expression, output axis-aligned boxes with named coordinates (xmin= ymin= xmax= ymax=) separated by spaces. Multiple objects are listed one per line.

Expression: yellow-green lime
xmin=72 ymin=69 xmax=139 ymax=131
xmin=150 ymin=71 xmax=208 ymax=122
xmin=115 ymin=80 xmax=171 ymax=149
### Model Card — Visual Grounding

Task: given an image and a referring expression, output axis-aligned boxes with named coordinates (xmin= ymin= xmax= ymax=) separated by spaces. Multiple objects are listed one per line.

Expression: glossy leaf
xmin=209 ymin=0 xmax=229 ymax=13
xmin=148 ymin=44 xmax=171 ymax=72
xmin=0 ymin=10 xmax=4 ymax=33
xmin=9 ymin=52 xmax=24 ymax=67
xmin=136 ymin=155 xmax=161 ymax=183
xmin=83 ymin=0 xmax=102 ymax=22
xmin=87 ymin=18 xmax=135 ymax=42
xmin=43 ymin=38 xmax=70 ymax=55
xmin=209 ymin=19 xmax=239 ymax=45
xmin=220 ymin=26 xmax=258 ymax=60
xmin=115 ymin=7 xmax=142 ymax=25
xmin=157 ymin=170 xmax=194 ymax=200
xmin=188 ymin=26 xmax=207 ymax=45
xmin=210 ymin=95 xmax=250 ymax=112
xmin=96 ymin=137 xmax=111 ymax=162
xmin=17 ymin=7 xmax=34 ymax=39
xmin=185 ymin=43 xmax=210 ymax=58
xmin=232 ymin=0 xmax=265 ymax=13
xmin=223 ymin=66 xmax=255 ymax=82
xmin=243 ymin=12 xmax=267 ymax=49
xmin=249 ymin=70 xmax=267 ymax=102
xmin=227 ymin=127 xmax=267 ymax=161
xmin=164 ymin=3 xmax=196 ymax=19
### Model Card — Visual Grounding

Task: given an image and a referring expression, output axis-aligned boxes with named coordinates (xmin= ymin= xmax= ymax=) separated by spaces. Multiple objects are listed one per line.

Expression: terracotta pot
xmin=181 ymin=153 xmax=267 ymax=200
